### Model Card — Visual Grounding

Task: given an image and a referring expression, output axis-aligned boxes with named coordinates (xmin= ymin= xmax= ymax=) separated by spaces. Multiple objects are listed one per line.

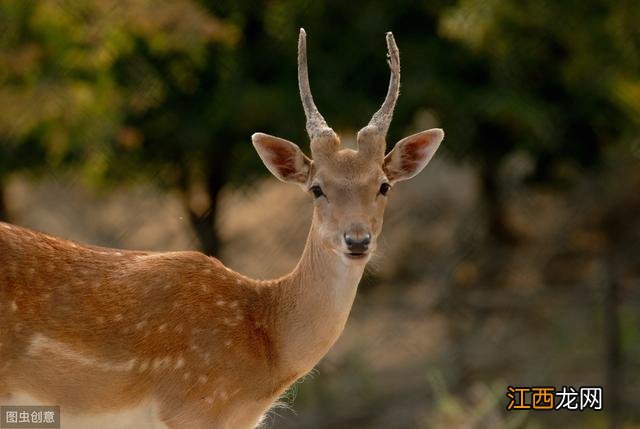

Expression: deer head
xmin=253 ymin=29 xmax=444 ymax=264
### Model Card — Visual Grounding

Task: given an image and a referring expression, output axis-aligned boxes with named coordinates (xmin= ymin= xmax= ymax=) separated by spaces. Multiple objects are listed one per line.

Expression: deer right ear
xmin=252 ymin=133 xmax=312 ymax=185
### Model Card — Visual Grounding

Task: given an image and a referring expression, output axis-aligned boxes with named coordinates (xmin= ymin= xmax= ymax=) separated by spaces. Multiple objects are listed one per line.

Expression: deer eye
xmin=310 ymin=185 xmax=325 ymax=199
xmin=379 ymin=183 xmax=391 ymax=196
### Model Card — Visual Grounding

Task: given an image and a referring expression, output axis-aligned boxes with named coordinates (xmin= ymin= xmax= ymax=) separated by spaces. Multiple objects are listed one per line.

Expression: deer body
xmin=0 ymin=29 xmax=444 ymax=428
xmin=0 ymin=220 xmax=363 ymax=428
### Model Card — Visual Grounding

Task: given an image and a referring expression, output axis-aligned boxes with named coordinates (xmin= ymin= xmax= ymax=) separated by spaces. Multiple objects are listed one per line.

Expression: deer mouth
xmin=345 ymin=252 xmax=368 ymax=260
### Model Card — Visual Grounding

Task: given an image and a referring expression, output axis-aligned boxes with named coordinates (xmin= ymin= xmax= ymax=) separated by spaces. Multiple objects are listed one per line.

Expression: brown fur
xmin=0 ymin=222 xmax=287 ymax=428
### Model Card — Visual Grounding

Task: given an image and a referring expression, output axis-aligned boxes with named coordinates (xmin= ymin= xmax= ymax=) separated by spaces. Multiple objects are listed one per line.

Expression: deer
xmin=0 ymin=29 xmax=443 ymax=428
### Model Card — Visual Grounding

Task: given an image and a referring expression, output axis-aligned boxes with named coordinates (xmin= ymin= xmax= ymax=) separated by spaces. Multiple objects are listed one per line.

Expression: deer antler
xmin=357 ymin=32 xmax=401 ymax=160
xmin=298 ymin=28 xmax=338 ymax=156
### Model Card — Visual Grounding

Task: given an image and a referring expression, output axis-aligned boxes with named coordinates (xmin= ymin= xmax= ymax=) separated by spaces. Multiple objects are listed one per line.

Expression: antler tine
xmin=298 ymin=28 xmax=336 ymax=145
xmin=368 ymin=32 xmax=400 ymax=134
xmin=357 ymin=32 xmax=400 ymax=158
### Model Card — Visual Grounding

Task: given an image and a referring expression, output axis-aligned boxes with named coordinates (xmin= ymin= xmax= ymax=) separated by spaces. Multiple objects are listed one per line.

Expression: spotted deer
xmin=0 ymin=29 xmax=443 ymax=428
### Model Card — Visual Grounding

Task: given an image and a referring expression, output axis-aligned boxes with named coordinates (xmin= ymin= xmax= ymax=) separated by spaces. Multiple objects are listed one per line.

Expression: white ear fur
xmin=252 ymin=133 xmax=311 ymax=185
xmin=383 ymin=128 xmax=444 ymax=183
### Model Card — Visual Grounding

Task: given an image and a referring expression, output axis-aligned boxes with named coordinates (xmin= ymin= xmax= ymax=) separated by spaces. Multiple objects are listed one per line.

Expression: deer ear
xmin=383 ymin=128 xmax=444 ymax=184
xmin=252 ymin=133 xmax=312 ymax=185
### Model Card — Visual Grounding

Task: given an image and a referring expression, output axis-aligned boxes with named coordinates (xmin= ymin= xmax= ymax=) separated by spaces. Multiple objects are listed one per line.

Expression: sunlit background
xmin=1 ymin=1 xmax=639 ymax=428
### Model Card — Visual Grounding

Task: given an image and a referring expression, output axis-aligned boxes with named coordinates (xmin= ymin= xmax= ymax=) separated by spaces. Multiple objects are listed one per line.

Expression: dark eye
xmin=310 ymin=185 xmax=325 ymax=199
xmin=379 ymin=183 xmax=391 ymax=196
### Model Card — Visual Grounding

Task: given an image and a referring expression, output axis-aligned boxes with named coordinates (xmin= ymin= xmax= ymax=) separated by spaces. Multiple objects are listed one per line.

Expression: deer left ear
xmin=252 ymin=133 xmax=312 ymax=186
xmin=384 ymin=128 xmax=444 ymax=184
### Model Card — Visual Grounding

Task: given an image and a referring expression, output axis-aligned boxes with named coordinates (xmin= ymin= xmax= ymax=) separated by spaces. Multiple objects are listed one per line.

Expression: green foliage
xmin=439 ymin=0 xmax=640 ymax=174
xmin=0 ymin=0 xmax=234 ymax=182
xmin=1 ymin=0 xmax=638 ymax=246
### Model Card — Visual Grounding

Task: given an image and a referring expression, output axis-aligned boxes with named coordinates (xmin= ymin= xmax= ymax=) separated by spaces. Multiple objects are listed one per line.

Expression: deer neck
xmin=272 ymin=214 xmax=365 ymax=376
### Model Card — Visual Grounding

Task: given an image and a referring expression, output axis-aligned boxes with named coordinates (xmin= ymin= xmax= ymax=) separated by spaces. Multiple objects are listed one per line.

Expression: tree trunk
xmin=605 ymin=256 xmax=621 ymax=429
xmin=178 ymin=161 xmax=227 ymax=257
xmin=0 ymin=181 xmax=8 ymax=222
xmin=479 ymin=163 xmax=519 ymax=244
xmin=476 ymin=162 xmax=521 ymax=287
xmin=187 ymin=205 xmax=219 ymax=256
xmin=189 ymin=167 xmax=225 ymax=256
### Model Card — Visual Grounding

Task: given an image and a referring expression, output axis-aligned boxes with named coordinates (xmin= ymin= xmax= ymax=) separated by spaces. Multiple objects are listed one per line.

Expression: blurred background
xmin=1 ymin=0 xmax=640 ymax=428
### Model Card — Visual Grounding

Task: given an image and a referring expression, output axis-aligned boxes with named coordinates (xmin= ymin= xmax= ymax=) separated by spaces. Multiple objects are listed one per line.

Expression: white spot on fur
xmin=136 ymin=320 xmax=147 ymax=330
xmin=125 ymin=359 xmax=136 ymax=371
xmin=152 ymin=358 xmax=162 ymax=370
xmin=27 ymin=334 xmax=137 ymax=372
xmin=11 ymin=301 xmax=17 ymax=312
xmin=174 ymin=324 xmax=184 ymax=333
xmin=114 ymin=314 xmax=123 ymax=322
xmin=158 ymin=323 xmax=167 ymax=332
xmin=175 ymin=357 xmax=185 ymax=370
xmin=205 ymin=396 xmax=214 ymax=404
xmin=183 ymin=372 xmax=191 ymax=380
xmin=229 ymin=301 xmax=238 ymax=308
xmin=224 ymin=340 xmax=232 ymax=348
xmin=216 ymin=300 xmax=226 ymax=306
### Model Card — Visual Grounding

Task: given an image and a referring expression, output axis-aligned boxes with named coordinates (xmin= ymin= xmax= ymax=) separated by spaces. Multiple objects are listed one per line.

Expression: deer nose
xmin=344 ymin=231 xmax=371 ymax=254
